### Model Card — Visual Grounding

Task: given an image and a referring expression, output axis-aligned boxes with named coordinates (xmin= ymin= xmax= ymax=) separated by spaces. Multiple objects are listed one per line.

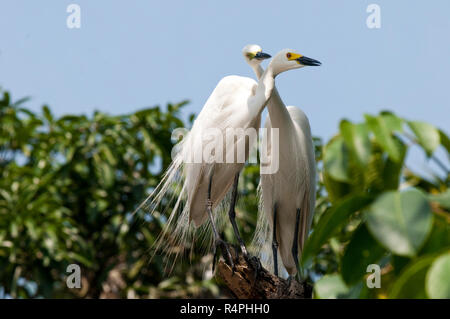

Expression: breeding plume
xmin=139 ymin=46 xmax=308 ymax=270
xmin=250 ymin=46 xmax=320 ymax=278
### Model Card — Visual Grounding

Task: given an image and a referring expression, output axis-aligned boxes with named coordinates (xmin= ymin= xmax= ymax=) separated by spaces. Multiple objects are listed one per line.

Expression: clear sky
xmin=0 ymin=0 xmax=449 ymax=176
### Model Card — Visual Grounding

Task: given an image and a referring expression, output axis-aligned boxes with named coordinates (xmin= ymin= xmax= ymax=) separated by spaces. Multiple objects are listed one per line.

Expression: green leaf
xmin=341 ymin=223 xmax=385 ymax=285
xmin=322 ymin=172 xmax=351 ymax=203
xmin=420 ymin=215 xmax=450 ymax=255
xmin=381 ymin=137 xmax=407 ymax=190
xmin=391 ymin=255 xmax=411 ymax=276
xmin=438 ymin=129 xmax=450 ymax=154
xmin=66 ymin=252 xmax=93 ymax=267
xmin=314 ymin=274 xmax=349 ymax=299
xmin=12 ymin=96 xmax=31 ymax=107
xmin=94 ymin=154 xmax=115 ymax=188
xmin=323 ymin=137 xmax=350 ymax=182
xmin=340 ymin=120 xmax=371 ymax=168
xmin=302 ymin=194 xmax=374 ymax=266
xmin=426 ymin=252 xmax=450 ymax=299
xmin=407 ymin=121 xmax=440 ymax=156
xmin=42 ymin=105 xmax=53 ymax=123
xmin=99 ymin=144 xmax=118 ymax=166
xmin=366 ymin=188 xmax=433 ymax=257
xmin=365 ymin=113 xmax=403 ymax=162
xmin=428 ymin=189 xmax=450 ymax=210
xmin=0 ymin=91 xmax=10 ymax=106
xmin=140 ymin=127 xmax=157 ymax=153
xmin=389 ymin=254 xmax=436 ymax=298
xmin=380 ymin=111 xmax=403 ymax=131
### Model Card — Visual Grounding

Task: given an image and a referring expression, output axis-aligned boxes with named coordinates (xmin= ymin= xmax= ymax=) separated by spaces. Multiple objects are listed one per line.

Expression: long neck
xmin=248 ymin=66 xmax=275 ymax=118
xmin=251 ymin=64 xmax=264 ymax=79
xmin=250 ymin=64 xmax=292 ymax=127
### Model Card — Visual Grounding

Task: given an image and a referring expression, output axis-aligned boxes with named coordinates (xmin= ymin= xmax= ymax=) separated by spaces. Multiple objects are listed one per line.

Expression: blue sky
xmin=0 ymin=0 xmax=449 ymax=176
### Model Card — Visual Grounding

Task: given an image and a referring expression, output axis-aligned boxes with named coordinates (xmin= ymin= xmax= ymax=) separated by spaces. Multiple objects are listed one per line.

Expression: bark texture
xmin=215 ymin=247 xmax=312 ymax=299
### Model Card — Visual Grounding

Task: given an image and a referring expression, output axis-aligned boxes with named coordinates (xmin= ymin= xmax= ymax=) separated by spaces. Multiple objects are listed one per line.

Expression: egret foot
xmin=287 ymin=275 xmax=299 ymax=287
xmin=244 ymin=254 xmax=262 ymax=281
xmin=212 ymin=238 xmax=235 ymax=273
xmin=287 ymin=273 xmax=301 ymax=285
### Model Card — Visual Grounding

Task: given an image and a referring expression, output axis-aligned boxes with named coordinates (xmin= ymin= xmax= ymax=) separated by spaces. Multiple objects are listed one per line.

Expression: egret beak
xmin=297 ymin=56 xmax=321 ymax=66
xmin=254 ymin=51 xmax=272 ymax=60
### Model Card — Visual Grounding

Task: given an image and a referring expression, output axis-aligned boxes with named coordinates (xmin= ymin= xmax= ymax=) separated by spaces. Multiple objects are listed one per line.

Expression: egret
xmin=139 ymin=46 xmax=308 ymax=271
xmin=250 ymin=46 xmax=320 ymax=279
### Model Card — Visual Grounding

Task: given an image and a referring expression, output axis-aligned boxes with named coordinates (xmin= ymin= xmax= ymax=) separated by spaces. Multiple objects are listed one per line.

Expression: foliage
xmin=306 ymin=111 xmax=450 ymax=299
xmin=0 ymin=89 xmax=224 ymax=298
xmin=0 ymin=89 xmax=449 ymax=299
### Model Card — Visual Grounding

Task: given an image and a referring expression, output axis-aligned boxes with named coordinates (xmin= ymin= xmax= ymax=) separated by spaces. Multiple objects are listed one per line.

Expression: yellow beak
xmin=287 ymin=52 xmax=303 ymax=61
xmin=288 ymin=52 xmax=321 ymax=66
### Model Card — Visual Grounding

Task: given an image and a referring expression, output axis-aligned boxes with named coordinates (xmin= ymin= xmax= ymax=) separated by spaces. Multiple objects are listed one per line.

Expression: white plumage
xmin=260 ymin=105 xmax=316 ymax=276
xmin=184 ymin=75 xmax=261 ymax=226
xmin=250 ymin=46 xmax=320 ymax=277
xmin=139 ymin=46 xmax=311 ymax=269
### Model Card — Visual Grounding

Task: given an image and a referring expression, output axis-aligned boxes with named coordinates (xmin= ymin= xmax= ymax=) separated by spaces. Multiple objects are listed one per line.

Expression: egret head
xmin=269 ymin=49 xmax=321 ymax=76
xmin=242 ymin=44 xmax=272 ymax=67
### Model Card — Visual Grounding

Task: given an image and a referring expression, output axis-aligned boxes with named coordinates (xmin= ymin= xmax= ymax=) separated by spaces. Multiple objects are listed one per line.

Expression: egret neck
xmin=252 ymin=65 xmax=294 ymax=129
xmin=248 ymin=65 xmax=276 ymax=119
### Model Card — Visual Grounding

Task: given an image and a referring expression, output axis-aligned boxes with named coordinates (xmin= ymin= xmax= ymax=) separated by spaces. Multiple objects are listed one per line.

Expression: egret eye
xmin=286 ymin=53 xmax=291 ymax=59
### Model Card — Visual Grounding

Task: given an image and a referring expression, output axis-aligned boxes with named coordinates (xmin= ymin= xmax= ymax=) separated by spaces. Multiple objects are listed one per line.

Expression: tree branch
xmin=215 ymin=247 xmax=312 ymax=299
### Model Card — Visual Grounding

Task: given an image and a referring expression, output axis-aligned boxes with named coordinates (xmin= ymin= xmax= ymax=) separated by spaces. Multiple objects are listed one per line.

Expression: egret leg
xmin=291 ymin=208 xmax=301 ymax=281
xmin=272 ymin=203 xmax=279 ymax=277
xmin=227 ymin=172 xmax=261 ymax=274
xmin=207 ymin=169 xmax=234 ymax=272
xmin=228 ymin=172 xmax=248 ymax=256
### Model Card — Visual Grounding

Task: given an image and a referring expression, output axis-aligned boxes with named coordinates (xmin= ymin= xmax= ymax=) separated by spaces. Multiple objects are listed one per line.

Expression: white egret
xmin=139 ymin=46 xmax=308 ymax=271
xmin=250 ymin=46 xmax=320 ymax=278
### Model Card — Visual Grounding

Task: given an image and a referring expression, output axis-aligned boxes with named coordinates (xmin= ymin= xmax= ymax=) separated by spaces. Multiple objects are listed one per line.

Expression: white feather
xmin=250 ymin=63 xmax=317 ymax=277
xmin=137 ymin=47 xmax=309 ymax=272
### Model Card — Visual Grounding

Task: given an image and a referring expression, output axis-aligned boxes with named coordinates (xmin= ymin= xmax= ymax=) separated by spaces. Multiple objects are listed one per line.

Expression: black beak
xmin=254 ymin=52 xmax=272 ymax=60
xmin=297 ymin=56 xmax=321 ymax=66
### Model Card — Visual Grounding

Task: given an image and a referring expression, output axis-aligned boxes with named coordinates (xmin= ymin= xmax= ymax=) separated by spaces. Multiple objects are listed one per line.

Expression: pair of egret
xmin=143 ymin=45 xmax=320 ymax=279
